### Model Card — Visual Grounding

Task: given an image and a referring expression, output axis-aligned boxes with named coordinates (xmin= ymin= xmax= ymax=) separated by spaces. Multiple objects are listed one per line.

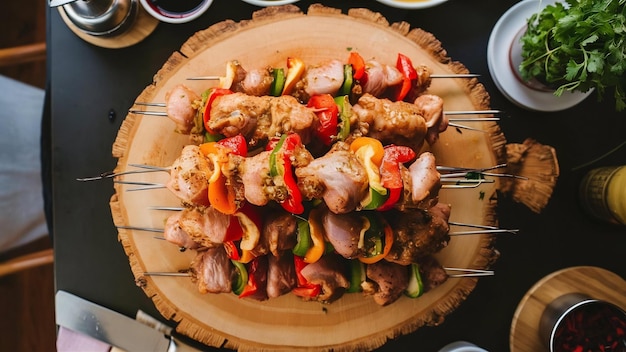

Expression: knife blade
xmin=55 ymin=290 xmax=200 ymax=352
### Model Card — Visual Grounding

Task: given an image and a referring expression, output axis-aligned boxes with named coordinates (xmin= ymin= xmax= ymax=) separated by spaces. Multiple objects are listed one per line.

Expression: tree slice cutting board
xmin=110 ymin=4 xmax=504 ymax=351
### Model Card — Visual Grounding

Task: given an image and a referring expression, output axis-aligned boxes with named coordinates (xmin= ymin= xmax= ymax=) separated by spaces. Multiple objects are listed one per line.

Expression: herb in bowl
xmin=519 ymin=0 xmax=626 ymax=111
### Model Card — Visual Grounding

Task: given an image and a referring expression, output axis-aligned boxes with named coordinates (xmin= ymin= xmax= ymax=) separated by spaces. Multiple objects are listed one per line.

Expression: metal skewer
xmin=431 ymin=73 xmax=481 ymax=78
xmin=438 ymin=164 xmax=528 ymax=181
xmin=444 ymin=268 xmax=494 ymax=277
xmin=447 ymin=122 xmax=488 ymax=133
xmin=449 ymin=229 xmax=519 ymax=235
xmin=143 ymin=271 xmax=192 ymax=277
xmin=149 ymin=206 xmax=186 ymax=211
xmin=448 ymin=221 xmax=519 ymax=235
xmin=443 ymin=110 xmax=501 ymax=116
xmin=441 ymin=179 xmax=495 ymax=189
xmin=77 ymin=164 xmax=170 ymax=182
xmin=117 ymin=225 xmax=164 ymax=233
xmin=113 ymin=180 xmax=166 ymax=191
xmin=128 ymin=109 xmax=168 ymax=116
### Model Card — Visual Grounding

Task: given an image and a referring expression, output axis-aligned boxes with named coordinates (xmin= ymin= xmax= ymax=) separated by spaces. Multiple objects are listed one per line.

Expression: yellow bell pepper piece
xmin=218 ymin=60 xmax=238 ymax=89
xmin=282 ymin=57 xmax=305 ymax=96
xmin=304 ymin=207 xmax=325 ymax=264
xmin=350 ymin=137 xmax=387 ymax=208
xmin=236 ymin=211 xmax=261 ymax=251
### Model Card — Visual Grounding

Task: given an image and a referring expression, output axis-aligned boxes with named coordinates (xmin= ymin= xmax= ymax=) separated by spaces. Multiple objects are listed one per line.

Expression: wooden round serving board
xmin=110 ymin=4 xmax=504 ymax=351
xmin=510 ymin=266 xmax=626 ymax=352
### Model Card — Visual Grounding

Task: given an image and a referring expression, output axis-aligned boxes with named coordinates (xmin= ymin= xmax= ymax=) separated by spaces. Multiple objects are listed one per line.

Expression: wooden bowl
xmin=110 ymin=4 xmax=503 ymax=351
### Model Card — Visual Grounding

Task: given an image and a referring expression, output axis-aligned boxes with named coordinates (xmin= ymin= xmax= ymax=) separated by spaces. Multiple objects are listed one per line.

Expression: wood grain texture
xmin=110 ymin=4 xmax=504 ymax=351
xmin=510 ymin=266 xmax=626 ymax=352
xmin=0 ymin=238 xmax=55 ymax=352
xmin=0 ymin=0 xmax=46 ymax=88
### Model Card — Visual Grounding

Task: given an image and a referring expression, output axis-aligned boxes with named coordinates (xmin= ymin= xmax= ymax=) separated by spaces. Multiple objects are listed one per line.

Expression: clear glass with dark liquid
xmin=145 ymin=0 xmax=205 ymax=17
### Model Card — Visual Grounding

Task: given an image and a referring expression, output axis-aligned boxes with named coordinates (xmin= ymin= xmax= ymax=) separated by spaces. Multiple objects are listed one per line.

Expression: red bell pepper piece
xmin=217 ymin=134 xmax=247 ymax=157
xmin=307 ymin=94 xmax=339 ymax=146
xmin=238 ymin=255 xmax=268 ymax=300
xmin=377 ymin=145 xmax=416 ymax=211
xmin=269 ymin=134 xmax=305 ymax=214
xmin=292 ymin=284 xmax=322 ymax=298
xmin=280 ymin=155 xmax=304 ymax=214
xmin=223 ymin=240 xmax=241 ymax=260
xmin=203 ymin=88 xmax=233 ymax=134
xmin=348 ymin=51 xmax=366 ymax=81
xmin=393 ymin=53 xmax=418 ymax=102
xmin=224 ymin=216 xmax=244 ymax=243
xmin=292 ymin=255 xmax=321 ymax=298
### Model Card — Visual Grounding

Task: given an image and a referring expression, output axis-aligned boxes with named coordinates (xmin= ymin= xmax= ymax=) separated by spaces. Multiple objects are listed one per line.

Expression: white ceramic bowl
xmin=375 ymin=0 xmax=448 ymax=9
xmin=240 ymin=0 xmax=300 ymax=7
xmin=139 ymin=0 xmax=213 ymax=24
xmin=487 ymin=0 xmax=593 ymax=111
xmin=438 ymin=341 xmax=488 ymax=352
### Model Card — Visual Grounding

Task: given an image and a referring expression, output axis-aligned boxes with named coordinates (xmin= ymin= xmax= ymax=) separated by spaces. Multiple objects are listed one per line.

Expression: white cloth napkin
xmin=56 ymin=326 xmax=111 ymax=352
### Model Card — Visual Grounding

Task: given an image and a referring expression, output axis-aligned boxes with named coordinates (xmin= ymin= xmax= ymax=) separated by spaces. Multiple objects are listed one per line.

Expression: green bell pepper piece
xmin=269 ymin=134 xmax=287 ymax=177
xmin=231 ymin=259 xmax=248 ymax=296
xmin=270 ymin=68 xmax=286 ymax=97
xmin=347 ymin=259 xmax=365 ymax=293
xmin=339 ymin=64 xmax=353 ymax=96
xmin=292 ymin=218 xmax=312 ymax=257
xmin=334 ymin=95 xmax=352 ymax=142
xmin=405 ymin=263 xmax=424 ymax=298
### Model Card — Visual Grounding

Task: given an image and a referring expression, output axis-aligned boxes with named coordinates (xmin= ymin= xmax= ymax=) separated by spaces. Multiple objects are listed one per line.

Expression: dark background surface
xmin=49 ymin=1 xmax=626 ymax=351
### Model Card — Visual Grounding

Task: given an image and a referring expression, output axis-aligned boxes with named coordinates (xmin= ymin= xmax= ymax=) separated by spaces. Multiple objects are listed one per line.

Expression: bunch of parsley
xmin=519 ymin=0 xmax=626 ymax=111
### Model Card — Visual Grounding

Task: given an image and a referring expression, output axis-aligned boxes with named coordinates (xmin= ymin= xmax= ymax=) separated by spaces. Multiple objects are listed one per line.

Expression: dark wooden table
xmin=47 ymin=0 xmax=626 ymax=350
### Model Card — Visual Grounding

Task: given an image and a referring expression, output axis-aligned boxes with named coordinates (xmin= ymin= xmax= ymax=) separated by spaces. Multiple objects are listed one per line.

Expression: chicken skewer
xmin=111 ymin=177 xmax=495 ymax=191
xmin=118 ymin=222 xmax=518 ymax=237
xmin=186 ymin=73 xmax=481 ymax=81
xmin=132 ymin=101 xmax=501 ymax=117
xmin=101 ymin=135 xmax=508 ymax=216
xmin=140 ymin=267 xmax=494 ymax=280
xmin=79 ymin=162 xmax=520 ymax=183
xmin=122 ymin=196 xmax=509 ymax=265
xmin=129 ymin=94 xmax=500 ymax=140
xmin=142 ymin=267 xmax=494 ymax=277
xmin=129 ymin=89 xmax=496 ymax=153
xmin=138 ymin=251 xmax=493 ymax=306
xmin=132 ymin=101 xmax=500 ymax=119
xmin=182 ymin=53 xmax=478 ymax=102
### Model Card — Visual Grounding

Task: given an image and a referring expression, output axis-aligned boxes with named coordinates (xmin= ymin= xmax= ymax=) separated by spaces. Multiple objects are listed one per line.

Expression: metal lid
xmin=62 ymin=0 xmax=137 ymax=36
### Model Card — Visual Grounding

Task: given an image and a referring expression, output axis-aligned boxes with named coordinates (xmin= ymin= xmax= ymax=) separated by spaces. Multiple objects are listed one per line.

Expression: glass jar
xmin=579 ymin=166 xmax=626 ymax=226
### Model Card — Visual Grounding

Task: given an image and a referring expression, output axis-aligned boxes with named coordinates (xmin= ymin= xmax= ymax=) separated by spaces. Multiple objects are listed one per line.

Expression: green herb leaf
xmin=519 ymin=0 xmax=626 ymax=111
